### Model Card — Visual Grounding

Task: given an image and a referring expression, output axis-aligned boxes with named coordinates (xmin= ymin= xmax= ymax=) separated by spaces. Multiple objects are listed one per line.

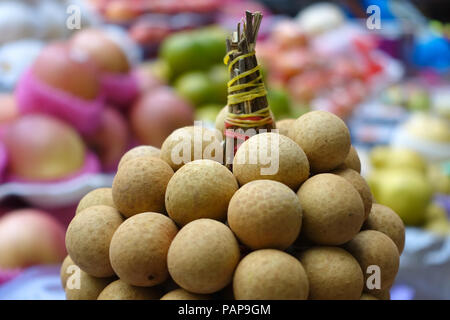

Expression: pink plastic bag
xmin=0 ymin=142 xmax=7 ymax=183
xmin=0 ymin=268 xmax=22 ymax=287
xmin=100 ymin=71 xmax=139 ymax=108
xmin=15 ymin=69 xmax=105 ymax=135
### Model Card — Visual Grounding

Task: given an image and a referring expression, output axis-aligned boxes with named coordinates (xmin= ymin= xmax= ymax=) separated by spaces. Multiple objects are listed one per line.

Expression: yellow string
xmin=224 ymin=50 xmax=272 ymax=128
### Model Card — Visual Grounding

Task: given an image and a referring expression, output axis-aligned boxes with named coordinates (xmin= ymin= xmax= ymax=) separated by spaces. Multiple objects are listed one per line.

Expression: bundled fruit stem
xmin=224 ymin=11 xmax=275 ymax=167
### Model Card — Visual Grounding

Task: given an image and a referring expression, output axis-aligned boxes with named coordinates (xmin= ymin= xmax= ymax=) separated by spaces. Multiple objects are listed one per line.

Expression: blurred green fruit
xmin=195 ymin=27 xmax=227 ymax=66
xmin=407 ymin=90 xmax=430 ymax=111
xmin=146 ymin=59 xmax=170 ymax=83
xmin=405 ymin=113 xmax=450 ymax=143
xmin=370 ymin=146 xmax=427 ymax=173
xmin=160 ymin=27 xmax=226 ymax=79
xmin=428 ymin=164 xmax=450 ymax=194
xmin=424 ymin=220 xmax=450 ymax=236
xmin=208 ymin=65 xmax=229 ymax=105
xmin=369 ymin=169 xmax=433 ymax=226
xmin=195 ymin=104 xmax=224 ymax=122
xmin=160 ymin=33 xmax=203 ymax=78
xmin=267 ymin=88 xmax=292 ymax=119
xmin=425 ymin=203 xmax=448 ymax=223
xmin=174 ymin=71 xmax=215 ymax=107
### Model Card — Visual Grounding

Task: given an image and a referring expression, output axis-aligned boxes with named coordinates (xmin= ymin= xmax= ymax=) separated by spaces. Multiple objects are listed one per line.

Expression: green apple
xmin=174 ymin=71 xmax=215 ymax=107
xmin=208 ymin=64 xmax=229 ymax=105
xmin=160 ymin=27 xmax=226 ymax=80
xmin=267 ymin=88 xmax=292 ymax=119
xmin=370 ymin=146 xmax=427 ymax=173
xmin=160 ymin=32 xmax=203 ymax=78
xmin=195 ymin=27 xmax=227 ymax=66
xmin=369 ymin=168 xmax=433 ymax=226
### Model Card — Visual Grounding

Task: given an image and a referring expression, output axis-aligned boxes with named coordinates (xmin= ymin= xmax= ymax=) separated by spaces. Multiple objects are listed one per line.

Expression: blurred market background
xmin=0 ymin=0 xmax=449 ymax=300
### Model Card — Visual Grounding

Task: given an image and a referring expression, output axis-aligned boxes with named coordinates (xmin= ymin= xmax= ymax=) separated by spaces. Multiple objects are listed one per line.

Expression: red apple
xmin=31 ymin=42 xmax=100 ymax=100
xmin=86 ymin=107 xmax=129 ymax=171
xmin=130 ymin=86 xmax=194 ymax=148
xmin=3 ymin=114 xmax=86 ymax=181
xmin=70 ymin=28 xmax=130 ymax=74
xmin=0 ymin=94 xmax=18 ymax=125
xmin=0 ymin=209 xmax=66 ymax=269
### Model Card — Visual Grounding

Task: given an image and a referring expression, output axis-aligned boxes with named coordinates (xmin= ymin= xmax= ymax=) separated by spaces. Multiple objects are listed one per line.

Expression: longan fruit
xmin=290 ymin=111 xmax=350 ymax=172
xmin=233 ymin=249 xmax=309 ymax=300
xmin=75 ymin=188 xmax=115 ymax=215
xmin=97 ymin=279 xmax=162 ymax=300
xmin=66 ymin=205 xmax=123 ymax=277
xmin=109 ymin=212 xmax=178 ymax=287
xmin=112 ymin=156 xmax=173 ymax=217
xmin=363 ymin=204 xmax=405 ymax=254
xmin=344 ymin=230 xmax=400 ymax=292
xmin=233 ymin=132 xmax=310 ymax=190
xmin=228 ymin=180 xmax=302 ymax=250
xmin=167 ymin=219 xmax=240 ymax=294
xmin=297 ymin=174 xmax=365 ymax=245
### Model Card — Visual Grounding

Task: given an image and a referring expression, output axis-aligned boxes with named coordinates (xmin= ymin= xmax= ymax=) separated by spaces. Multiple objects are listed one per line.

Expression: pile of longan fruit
xmin=62 ymin=110 xmax=404 ymax=300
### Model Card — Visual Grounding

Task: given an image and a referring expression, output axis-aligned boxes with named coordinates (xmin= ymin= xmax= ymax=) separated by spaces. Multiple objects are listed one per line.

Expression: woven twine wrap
xmin=223 ymin=11 xmax=275 ymax=166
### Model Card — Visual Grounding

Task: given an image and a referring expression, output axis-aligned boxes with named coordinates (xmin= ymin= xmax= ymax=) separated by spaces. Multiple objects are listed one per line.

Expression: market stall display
xmin=0 ymin=0 xmax=448 ymax=301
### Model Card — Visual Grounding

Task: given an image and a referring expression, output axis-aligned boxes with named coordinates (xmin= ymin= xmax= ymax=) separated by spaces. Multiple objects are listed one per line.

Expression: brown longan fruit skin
xmin=364 ymin=287 xmax=391 ymax=300
xmin=97 ymin=279 xmax=162 ymax=300
xmin=363 ymin=203 xmax=405 ymax=254
xmin=165 ymin=159 xmax=238 ymax=226
xmin=112 ymin=156 xmax=173 ymax=217
xmin=344 ymin=230 xmax=400 ymax=292
xmin=160 ymin=288 xmax=211 ymax=300
xmin=215 ymin=106 xmax=228 ymax=137
xmin=228 ymin=180 xmax=302 ymax=250
xmin=276 ymin=119 xmax=295 ymax=138
xmin=66 ymin=205 xmax=123 ymax=278
xmin=109 ymin=212 xmax=178 ymax=287
xmin=332 ymin=168 xmax=373 ymax=219
xmin=160 ymin=126 xmax=223 ymax=171
xmin=297 ymin=247 xmax=364 ymax=300
xmin=118 ymin=146 xmax=161 ymax=169
xmin=233 ymin=133 xmax=310 ymax=190
xmin=337 ymin=146 xmax=361 ymax=173
xmin=167 ymin=219 xmax=240 ymax=294
xmin=360 ymin=294 xmax=378 ymax=300
xmin=297 ymin=174 xmax=365 ymax=245
xmin=65 ymin=268 xmax=114 ymax=300
xmin=75 ymin=188 xmax=115 ymax=215
xmin=290 ymin=111 xmax=351 ymax=173
xmin=233 ymin=249 xmax=309 ymax=300
xmin=60 ymin=255 xmax=74 ymax=289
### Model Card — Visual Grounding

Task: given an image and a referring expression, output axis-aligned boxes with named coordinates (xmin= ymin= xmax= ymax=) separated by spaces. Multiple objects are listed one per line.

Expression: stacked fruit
xmin=62 ymin=110 xmax=404 ymax=300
